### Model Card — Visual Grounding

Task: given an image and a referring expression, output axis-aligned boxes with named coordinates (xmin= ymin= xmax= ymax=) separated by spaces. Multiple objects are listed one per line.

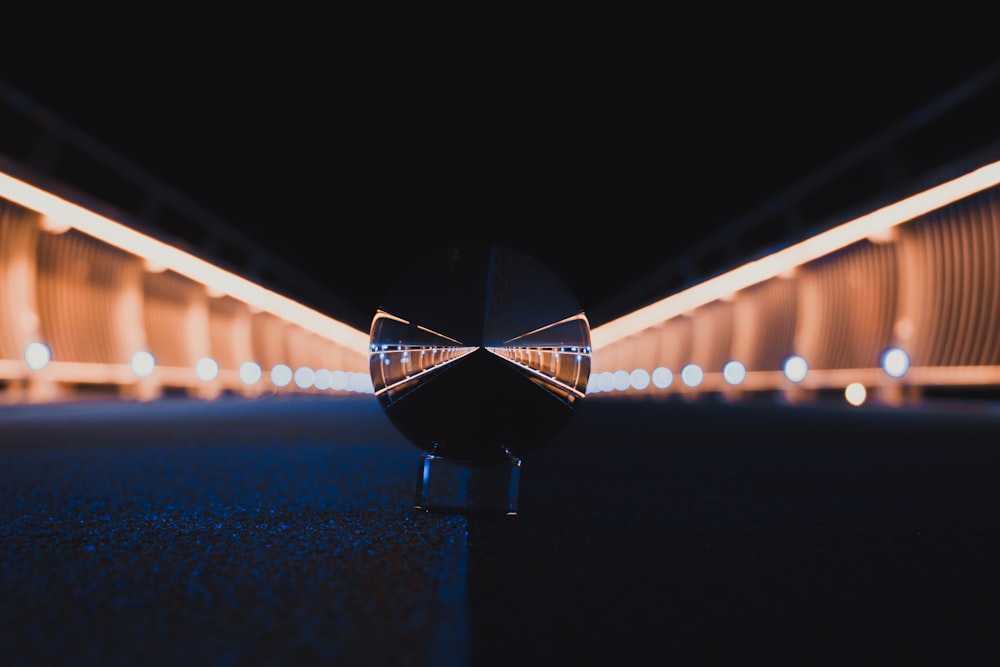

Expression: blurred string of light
xmin=584 ymin=156 xmax=1000 ymax=405
xmin=21 ymin=341 xmax=371 ymax=393
xmin=586 ymin=351 xmax=914 ymax=397
xmin=1 ymin=168 xmax=374 ymax=396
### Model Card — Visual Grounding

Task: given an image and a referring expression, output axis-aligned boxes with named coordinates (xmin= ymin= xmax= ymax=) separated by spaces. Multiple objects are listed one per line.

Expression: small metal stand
xmin=415 ymin=452 xmax=521 ymax=516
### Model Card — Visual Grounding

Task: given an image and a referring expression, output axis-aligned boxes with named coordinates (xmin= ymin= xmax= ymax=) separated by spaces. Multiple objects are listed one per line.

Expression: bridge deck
xmin=2 ymin=395 xmax=999 ymax=665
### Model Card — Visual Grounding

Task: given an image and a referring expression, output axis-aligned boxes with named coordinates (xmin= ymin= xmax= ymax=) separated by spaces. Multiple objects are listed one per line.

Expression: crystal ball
xmin=369 ymin=243 xmax=591 ymax=463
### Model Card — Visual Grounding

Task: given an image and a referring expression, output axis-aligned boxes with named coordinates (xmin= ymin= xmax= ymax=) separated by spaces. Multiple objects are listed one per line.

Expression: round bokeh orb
xmin=369 ymin=243 xmax=591 ymax=464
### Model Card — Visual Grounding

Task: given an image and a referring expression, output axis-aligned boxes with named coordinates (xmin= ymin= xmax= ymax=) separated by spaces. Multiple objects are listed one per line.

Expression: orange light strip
xmin=0 ymin=170 xmax=369 ymax=352
xmin=587 ymin=366 xmax=1000 ymax=396
xmin=906 ymin=365 xmax=1000 ymax=386
xmin=591 ymin=160 xmax=1000 ymax=350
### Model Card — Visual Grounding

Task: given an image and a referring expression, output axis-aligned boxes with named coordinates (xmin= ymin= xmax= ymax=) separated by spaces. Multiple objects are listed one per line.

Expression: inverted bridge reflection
xmin=370 ymin=309 xmax=591 ymax=408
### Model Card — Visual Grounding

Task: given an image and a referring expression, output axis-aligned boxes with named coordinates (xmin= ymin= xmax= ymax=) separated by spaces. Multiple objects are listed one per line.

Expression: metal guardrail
xmin=589 ymin=159 xmax=1000 ymax=406
xmin=0 ymin=176 xmax=371 ymax=403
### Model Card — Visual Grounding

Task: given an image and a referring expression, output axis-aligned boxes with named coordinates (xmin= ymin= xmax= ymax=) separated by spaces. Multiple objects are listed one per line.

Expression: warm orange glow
xmin=0 ymin=170 xmax=369 ymax=352
xmin=591 ymin=160 xmax=1000 ymax=350
xmin=906 ymin=365 xmax=1000 ymax=386
xmin=585 ymin=365 xmax=1000 ymax=395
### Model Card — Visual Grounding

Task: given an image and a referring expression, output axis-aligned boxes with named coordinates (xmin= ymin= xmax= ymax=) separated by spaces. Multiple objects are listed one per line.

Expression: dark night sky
xmin=3 ymin=36 xmax=999 ymax=329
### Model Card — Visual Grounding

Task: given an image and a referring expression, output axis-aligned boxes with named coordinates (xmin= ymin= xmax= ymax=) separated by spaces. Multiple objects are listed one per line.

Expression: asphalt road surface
xmin=3 ymin=393 xmax=999 ymax=666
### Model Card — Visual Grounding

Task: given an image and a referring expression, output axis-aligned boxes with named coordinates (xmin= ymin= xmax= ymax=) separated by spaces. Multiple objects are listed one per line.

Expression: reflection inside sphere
xmin=369 ymin=243 xmax=591 ymax=465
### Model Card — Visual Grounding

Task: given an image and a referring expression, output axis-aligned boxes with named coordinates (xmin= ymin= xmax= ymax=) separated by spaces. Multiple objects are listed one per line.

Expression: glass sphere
xmin=369 ymin=243 xmax=591 ymax=463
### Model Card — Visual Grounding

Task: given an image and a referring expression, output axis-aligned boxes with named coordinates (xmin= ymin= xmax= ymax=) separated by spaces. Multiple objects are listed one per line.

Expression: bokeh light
xmin=313 ymin=368 xmax=332 ymax=390
xmin=597 ymin=371 xmax=615 ymax=393
xmin=349 ymin=371 xmax=374 ymax=394
xmin=881 ymin=347 xmax=910 ymax=378
xmin=845 ymin=382 xmax=867 ymax=406
xmin=195 ymin=357 xmax=219 ymax=382
xmin=294 ymin=366 xmax=315 ymax=389
xmin=330 ymin=369 xmax=348 ymax=391
xmin=613 ymin=370 xmax=631 ymax=391
xmin=131 ymin=350 xmax=156 ymax=378
xmin=722 ymin=360 xmax=746 ymax=385
xmin=630 ymin=368 xmax=650 ymax=390
xmin=783 ymin=355 xmax=808 ymax=383
xmin=651 ymin=366 xmax=673 ymax=389
xmin=681 ymin=363 xmax=704 ymax=387
xmin=239 ymin=361 xmax=262 ymax=385
xmin=270 ymin=363 xmax=292 ymax=387
xmin=23 ymin=342 xmax=51 ymax=370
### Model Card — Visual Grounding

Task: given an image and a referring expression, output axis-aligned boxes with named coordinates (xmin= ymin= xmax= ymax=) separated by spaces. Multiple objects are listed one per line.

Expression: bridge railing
xmin=588 ymin=155 xmax=1000 ymax=406
xmin=0 ymin=171 xmax=371 ymax=403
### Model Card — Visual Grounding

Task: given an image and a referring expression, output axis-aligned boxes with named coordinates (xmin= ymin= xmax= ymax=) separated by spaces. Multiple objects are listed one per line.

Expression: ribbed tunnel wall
xmin=0 ymin=196 xmax=370 ymax=402
xmin=590 ymin=185 xmax=1000 ymax=402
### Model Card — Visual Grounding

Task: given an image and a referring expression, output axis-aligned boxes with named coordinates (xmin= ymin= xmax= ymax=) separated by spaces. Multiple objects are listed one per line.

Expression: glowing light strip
xmin=906 ymin=365 xmax=1000 ymax=385
xmin=503 ymin=312 xmax=591 ymax=345
xmin=0 ymin=361 xmax=215 ymax=385
xmin=371 ymin=311 xmax=466 ymax=346
xmin=416 ymin=324 xmax=464 ymax=345
xmin=0 ymin=360 xmax=366 ymax=390
xmin=591 ymin=160 xmax=1000 ymax=350
xmin=0 ymin=170 xmax=370 ymax=352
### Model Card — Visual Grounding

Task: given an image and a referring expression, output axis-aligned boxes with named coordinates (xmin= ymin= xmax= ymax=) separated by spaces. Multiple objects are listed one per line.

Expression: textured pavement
xmin=1 ymin=396 xmax=467 ymax=667
xmin=3 ymin=394 xmax=1000 ymax=666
